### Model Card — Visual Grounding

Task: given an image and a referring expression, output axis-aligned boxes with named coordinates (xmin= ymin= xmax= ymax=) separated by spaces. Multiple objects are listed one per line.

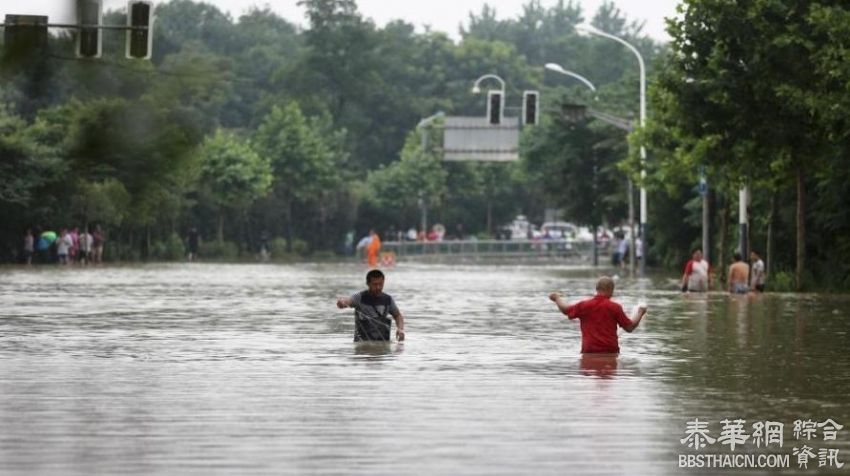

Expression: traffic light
xmin=126 ymin=1 xmax=153 ymax=59
xmin=77 ymin=0 xmax=102 ymax=58
xmin=562 ymin=103 xmax=588 ymax=123
xmin=487 ymin=90 xmax=502 ymax=125
xmin=523 ymin=90 xmax=539 ymax=126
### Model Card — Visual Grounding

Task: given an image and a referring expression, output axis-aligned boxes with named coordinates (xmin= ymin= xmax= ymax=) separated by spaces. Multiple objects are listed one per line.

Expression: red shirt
xmin=564 ymin=294 xmax=633 ymax=353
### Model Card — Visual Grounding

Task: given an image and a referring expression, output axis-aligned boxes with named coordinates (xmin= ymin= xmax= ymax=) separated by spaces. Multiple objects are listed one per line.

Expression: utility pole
xmin=739 ymin=185 xmax=749 ymax=256
xmin=700 ymin=167 xmax=709 ymax=263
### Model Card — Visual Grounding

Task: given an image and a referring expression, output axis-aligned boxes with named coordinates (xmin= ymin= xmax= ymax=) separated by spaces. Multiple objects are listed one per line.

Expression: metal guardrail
xmin=381 ymin=239 xmax=606 ymax=262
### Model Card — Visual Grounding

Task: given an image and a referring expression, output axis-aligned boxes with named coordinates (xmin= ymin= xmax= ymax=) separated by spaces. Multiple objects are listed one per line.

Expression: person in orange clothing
xmin=366 ymin=229 xmax=381 ymax=267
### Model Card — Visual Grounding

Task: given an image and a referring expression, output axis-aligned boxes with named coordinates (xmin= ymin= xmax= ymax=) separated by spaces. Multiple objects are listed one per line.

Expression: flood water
xmin=1 ymin=263 xmax=848 ymax=475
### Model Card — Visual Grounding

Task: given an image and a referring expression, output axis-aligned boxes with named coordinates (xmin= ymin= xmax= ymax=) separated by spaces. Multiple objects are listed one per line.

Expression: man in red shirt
xmin=549 ymin=277 xmax=647 ymax=354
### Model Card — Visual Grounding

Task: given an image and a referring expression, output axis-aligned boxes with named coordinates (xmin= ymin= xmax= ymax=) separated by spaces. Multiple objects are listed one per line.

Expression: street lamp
xmin=471 ymin=74 xmax=506 ymax=94
xmin=577 ymin=24 xmax=648 ymax=275
xmin=544 ymin=63 xmax=597 ymax=93
xmin=415 ymin=111 xmax=445 ymax=237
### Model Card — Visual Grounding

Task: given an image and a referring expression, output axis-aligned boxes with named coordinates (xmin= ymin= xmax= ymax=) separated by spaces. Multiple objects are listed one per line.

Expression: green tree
xmin=364 ymin=131 xmax=447 ymax=229
xmin=199 ymin=130 xmax=272 ymax=241
xmin=524 ymin=106 xmax=628 ymax=232
xmin=647 ymin=0 xmax=850 ymax=289
xmin=253 ymin=102 xmax=343 ymax=251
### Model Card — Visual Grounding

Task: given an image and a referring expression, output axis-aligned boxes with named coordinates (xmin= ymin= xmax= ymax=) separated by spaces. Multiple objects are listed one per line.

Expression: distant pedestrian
xmin=79 ymin=227 xmax=93 ymax=265
xmin=259 ymin=230 xmax=270 ymax=261
xmin=750 ymin=250 xmax=766 ymax=292
xmin=635 ymin=235 xmax=643 ymax=263
xmin=69 ymin=227 xmax=80 ymax=263
xmin=22 ymin=229 xmax=34 ymax=265
xmin=343 ymin=230 xmax=354 ymax=256
xmin=617 ymin=235 xmax=629 ymax=269
xmin=727 ymin=252 xmax=750 ymax=294
xmin=92 ymin=225 xmax=105 ymax=264
xmin=681 ymin=248 xmax=711 ymax=292
xmin=186 ymin=227 xmax=200 ymax=261
xmin=366 ymin=229 xmax=381 ymax=267
xmin=610 ymin=234 xmax=623 ymax=267
xmin=56 ymin=229 xmax=73 ymax=265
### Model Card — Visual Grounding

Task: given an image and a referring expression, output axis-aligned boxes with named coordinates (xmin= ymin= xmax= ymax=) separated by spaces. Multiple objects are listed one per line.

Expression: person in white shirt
xmin=681 ymin=248 xmax=712 ymax=292
xmin=78 ymin=228 xmax=93 ymax=265
xmin=750 ymin=250 xmax=766 ymax=292
xmin=56 ymin=229 xmax=73 ymax=265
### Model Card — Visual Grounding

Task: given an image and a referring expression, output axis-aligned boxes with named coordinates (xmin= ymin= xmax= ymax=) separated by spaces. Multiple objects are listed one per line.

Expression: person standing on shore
xmin=92 ymin=225 xmax=105 ymax=264
xmin=56 ymin=229 xmax=73 ymax=265
xmin=79 ymin=227 xmax=93 ymax=265
xmin=22 ymin=229 xmax=34 ymax=265
xmin=186 ymin=227 xmax=200 ymax=262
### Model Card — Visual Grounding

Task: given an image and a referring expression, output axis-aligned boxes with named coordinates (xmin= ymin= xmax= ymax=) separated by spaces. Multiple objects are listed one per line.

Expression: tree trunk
xmin=145 ymin=226 xmax=151 ymax=261
xmin=319 ymin=200 xmax=328 ymax=251
xmin=128 ymin=229 xmax=134 ymax=262
xmin=486 ymin=199 xmax=493 ymax=236
xmin=766 ymin=193 xmax=776 ymax=277
xmin=217 ymin=212 xmax=224 ymax=243
xmin=795 ymin=165 xmax=806 ymax=291
xmin=285 ymin=199 xmax=294 ymax=253
xmin=717 ymin=194 xmax=729 ymax=290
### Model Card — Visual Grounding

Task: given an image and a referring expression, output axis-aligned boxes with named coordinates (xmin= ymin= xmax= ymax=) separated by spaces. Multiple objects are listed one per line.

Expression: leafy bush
xmin=151 ymin=233 xmax=185 ymax=261
xmin=268 ymin=237 xmax=288 ymax=257
xmin=291 ymin=239 xmax=309 ymax=256
xmin=769 ymin=271 xmax=795 ymax=293
xmin=201 ymin=240 xmax=239 ymax=260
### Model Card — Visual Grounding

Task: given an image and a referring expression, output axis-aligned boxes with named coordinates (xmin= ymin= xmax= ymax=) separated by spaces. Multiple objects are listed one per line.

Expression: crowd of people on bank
xmin=20 ymin=226 xmax=105 ymax=265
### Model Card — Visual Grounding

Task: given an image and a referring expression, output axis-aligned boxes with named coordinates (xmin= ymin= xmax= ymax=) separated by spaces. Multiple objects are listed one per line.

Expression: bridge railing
xmin=380 ymin=238 xmax=606 ymax=262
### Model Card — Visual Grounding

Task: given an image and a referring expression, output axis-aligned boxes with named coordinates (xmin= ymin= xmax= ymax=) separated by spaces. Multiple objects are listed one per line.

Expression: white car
xmin=541 ymin=221 xmax=579 ymax=239
xmin=501 ymin=215 xmax=542 ymax=240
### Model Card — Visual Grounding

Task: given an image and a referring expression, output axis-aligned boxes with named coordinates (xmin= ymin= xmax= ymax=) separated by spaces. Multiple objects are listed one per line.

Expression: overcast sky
xmin=3 ymin=0 xmax=680 ymax=41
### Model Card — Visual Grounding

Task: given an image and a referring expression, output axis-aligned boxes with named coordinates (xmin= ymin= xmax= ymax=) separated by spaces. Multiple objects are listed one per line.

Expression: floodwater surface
xmin=1 ymin=263 xmax=848 ymax=475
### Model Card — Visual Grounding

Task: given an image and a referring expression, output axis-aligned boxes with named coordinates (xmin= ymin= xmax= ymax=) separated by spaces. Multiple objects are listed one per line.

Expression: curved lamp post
xmin=415 ymin=111 xmax=445 ymax=235
xmin=544 ymin=63 xmax=597 ymax=93
xmin=471 ymin=74 xmax=506 ymax=94
xmin=577 ymin=24 xmax=647 ymax=275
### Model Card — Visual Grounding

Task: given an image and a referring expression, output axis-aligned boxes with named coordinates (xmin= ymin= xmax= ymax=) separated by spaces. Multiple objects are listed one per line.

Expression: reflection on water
xmin=579 ymin=353 xmax=619 ymax=379
xmin=0 ymin=263 xmax=848 ymax=475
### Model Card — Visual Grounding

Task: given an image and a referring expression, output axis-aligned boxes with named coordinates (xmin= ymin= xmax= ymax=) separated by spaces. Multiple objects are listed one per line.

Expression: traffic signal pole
xmin=3 ymin=0 xmax=153 ymax=60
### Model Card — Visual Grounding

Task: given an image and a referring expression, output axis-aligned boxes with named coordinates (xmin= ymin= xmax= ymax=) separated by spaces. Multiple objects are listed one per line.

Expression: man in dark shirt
xmin=186 ymin=227 xmax=200 ymax=262
xmin=337 ymin=269 xmax=405 ymax=342
xmin=549 ymin=277 xmax=646 ymax=354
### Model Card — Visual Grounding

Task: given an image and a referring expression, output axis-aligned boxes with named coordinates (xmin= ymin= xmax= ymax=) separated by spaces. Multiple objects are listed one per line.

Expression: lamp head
xmin=472 ymin=85 xmax=481 ymax=94
xmin=575 ymin=24 xmax=595 ymax=36
xmin=545 ymin=63 xmax=566 ymax=74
